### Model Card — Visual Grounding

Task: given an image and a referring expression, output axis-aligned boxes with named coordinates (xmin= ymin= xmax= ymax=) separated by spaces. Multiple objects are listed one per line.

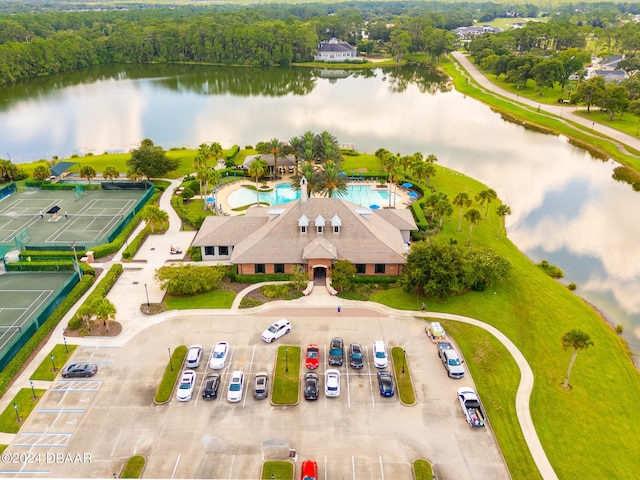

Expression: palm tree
xmin=103 ymin=165 xmax=119 ymax=183
xmin=290 ymin=131 xmax=315 ymax=176
xmin=314 ymin=131 xmax=341 ymax=164
xmin=483 ymin=188 xmax=497 ymax=219
xmin=453 ymin=192 xmax=472 ymax=232
xmin=433 ymin=193 xmax=453 ymax=229
xmin=93 ymin=298 xmax=116 ymax=332
xmin=475 ymin=190 xmax=490 ymax=217
xmin=141 ymin=205 xmax=169 ymax=233
xmin=464 ymin=208 xmax=482 ymax=246
xmin=496 ymin=204 xmax=512 ymax=237
xmin=257 ymin=138 xmax=289 ymax=179
xmin=423 ymin=163 xmax=437 ymax=188
xmin=248 ymin=158 xmax=267 ymax=207
xmin=388 ymin=166 xmax=402 ymax=208
xmin=194 ymin=143 xmax=209 ymax=206
xmin=375 ymin=148 xmax=393 ymax=171
xmin=319 ymin=160 xmax=348 ymax=198
xmin=561 ymin=330 xmax=594 ymax=389
xmin=426 ymin=153 xmax=438 ymax=164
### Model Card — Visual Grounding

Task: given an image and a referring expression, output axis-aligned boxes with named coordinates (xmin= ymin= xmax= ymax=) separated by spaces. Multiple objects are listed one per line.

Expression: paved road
xmin=451 ymin=51 xmax=640 ymax=157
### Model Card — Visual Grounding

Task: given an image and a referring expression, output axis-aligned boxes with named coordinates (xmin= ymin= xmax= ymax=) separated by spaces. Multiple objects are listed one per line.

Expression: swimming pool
xmin=226 ymin=184 xmax=399 ymax=209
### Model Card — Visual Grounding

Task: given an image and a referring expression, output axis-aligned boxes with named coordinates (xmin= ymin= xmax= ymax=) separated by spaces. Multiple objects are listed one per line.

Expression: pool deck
xmin=213 ymin=174 xmax=418 ymax=216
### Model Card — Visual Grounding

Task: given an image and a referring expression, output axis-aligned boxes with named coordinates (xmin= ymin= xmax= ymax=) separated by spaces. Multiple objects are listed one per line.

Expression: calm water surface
xmin=1 ymin=64 xmax=639 ymax=350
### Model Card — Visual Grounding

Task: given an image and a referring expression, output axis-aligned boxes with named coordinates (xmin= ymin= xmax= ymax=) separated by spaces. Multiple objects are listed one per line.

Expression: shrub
xmin=155 ymin=264 xmax=227 ymax=296
xmin=616 ymin=324 xmax=624 ymax=334
xmin=227 ymin=272 xmax=292 ymax=283
xmin=262 ymin=283 xmax=291 ymax=298
xmin=537 ymin=260 xmax=564 ymax=279
xmin=568 ymin=282 xmax=577 ymax=290
xmin=181 ymin=187 xmax=195 ymax=200
xmin=187 ymin=246 xmax=201 ymax=261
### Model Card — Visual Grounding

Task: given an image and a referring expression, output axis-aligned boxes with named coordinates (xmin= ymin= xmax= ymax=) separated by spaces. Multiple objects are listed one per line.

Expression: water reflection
xmin=0 ymin=63 xmax=638 ymax=350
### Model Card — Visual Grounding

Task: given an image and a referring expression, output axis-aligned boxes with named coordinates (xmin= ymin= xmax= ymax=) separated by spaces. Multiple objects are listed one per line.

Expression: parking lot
xmin=2 ymin=310 xmax=509 ymax=479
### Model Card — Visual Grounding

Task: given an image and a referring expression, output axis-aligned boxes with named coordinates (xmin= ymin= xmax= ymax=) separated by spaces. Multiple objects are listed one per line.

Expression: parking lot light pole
xmin=13 ymin=403 xmax=21 ymax=422
xmin=285 ymin=347 xmax=289 ymax=373
xmin=144 ymin=283 xmax=150 ymax=307
xmin=51 ymin=354 xmax=57 ymax=372
xmin=30 ymin=381 xmax=37 ymax=400
xmin=63 ymin=336 xmax=69 ymax=354
xmin=168 ymin=348 xmax=173 ymax=372
xmin=402 ymin=350 xmax=406 ymax=374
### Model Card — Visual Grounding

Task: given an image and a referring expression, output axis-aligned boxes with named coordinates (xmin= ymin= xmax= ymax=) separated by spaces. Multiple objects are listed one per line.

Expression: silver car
xmin=253 ymin=372 xmax=269 ymax=400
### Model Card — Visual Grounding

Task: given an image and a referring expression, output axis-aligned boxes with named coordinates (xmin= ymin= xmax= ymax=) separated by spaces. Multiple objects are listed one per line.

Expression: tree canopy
xmin=127 ymin=138 xmax=179 ymax=179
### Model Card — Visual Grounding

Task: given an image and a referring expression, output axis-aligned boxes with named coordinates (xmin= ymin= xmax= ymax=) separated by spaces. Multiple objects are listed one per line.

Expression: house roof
xmin=50 ymin=162 xmax=78 ymax=177
xmin=317 ymin=38 xmax=355 ymax=53
xmin=195 ymin=198 xmax=417 ymax=265
xmin=242 ymin=154 xmax=296 ymax=168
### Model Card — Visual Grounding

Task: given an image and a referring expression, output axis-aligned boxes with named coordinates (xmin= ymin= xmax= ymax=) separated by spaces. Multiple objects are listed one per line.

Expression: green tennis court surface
xmin=0 ymin=188 xmax=146 ymax=249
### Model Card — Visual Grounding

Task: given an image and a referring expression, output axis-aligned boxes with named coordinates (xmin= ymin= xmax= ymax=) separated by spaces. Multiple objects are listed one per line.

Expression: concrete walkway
xmin=451 ymin=51 xmax=640 ymax=157
xmin=0 ymin=176 xmax=558 ymax=479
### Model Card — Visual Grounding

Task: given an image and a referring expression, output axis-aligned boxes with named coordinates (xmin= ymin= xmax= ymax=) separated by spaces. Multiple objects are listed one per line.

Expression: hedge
xmin=227 ymin=272 xmax=293 ymax=283
xmin=67 ymin=264 xmax=123 ymax=330
xmin=226 ymin=145 xmax=240 ymax=161
xmin=171 ymin=196 xmax=205 ymax=230
xmin=0 ymin=275 xmax=94 ymax=397
xmin=121 ymin=226 xmax=150 ymax=260
xmin=351 ymin=275 xmax=399 ymax=285
xmin=5 ymin=260 xmax=96 ymax=276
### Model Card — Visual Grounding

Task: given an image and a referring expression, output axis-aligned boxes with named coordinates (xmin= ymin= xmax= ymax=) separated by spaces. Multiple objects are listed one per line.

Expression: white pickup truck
xmin=436 ymin=342 xmax=465 ymax=379
xmin=458 ymin=387 xmax=485 ymax=427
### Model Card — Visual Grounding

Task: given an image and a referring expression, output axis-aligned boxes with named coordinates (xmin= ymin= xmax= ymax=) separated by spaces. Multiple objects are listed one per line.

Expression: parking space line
xmin=379 ymin=455 xmax=384 ymax=480
xmin=324 ymin=456 xmax=327 ymax=480
xmin=352 ymin=455 xmax=356 ymax=480
xmin=79 ymin=345 xmax=122 ymax=349
xmin=228 ymin=454 xmax=235 ymax=480
xmin=0 ymin=469 xmax=50 ymax=474
xmin=37 ymin=408 xmax=85 ymax=414
xmin=51 ymin=380 xmax=101 ymax=392
xmin=346 ymin=364 xmax=351 ymax=409
xmin=14 ymin=432 xmax=72 ymax=447
xmin=171 ymin=454 xmax=180 ymax=479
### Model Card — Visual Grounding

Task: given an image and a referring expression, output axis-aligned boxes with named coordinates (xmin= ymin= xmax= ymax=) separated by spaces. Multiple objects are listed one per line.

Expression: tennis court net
xmin=0 ymin=212 xmax=42 ymax=220
xmin=66 ymin=213 xmax=124 ymax=220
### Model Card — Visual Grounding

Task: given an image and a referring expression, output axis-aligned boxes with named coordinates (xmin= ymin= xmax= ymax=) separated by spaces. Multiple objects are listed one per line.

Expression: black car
xmin=61 ymin=363 xmax=98 ymax=378
xmin=202 ymin=373 xmax=221 ymax=399
xmin=304 ymin=372 xmax=319 ymax=400
xmin=349 ymin=343 xmax=364 ymax=369
xmin=377 ymin=371 xmax=395 ymax=397
xmin=328 ymin=337 xmax=344 ymax=366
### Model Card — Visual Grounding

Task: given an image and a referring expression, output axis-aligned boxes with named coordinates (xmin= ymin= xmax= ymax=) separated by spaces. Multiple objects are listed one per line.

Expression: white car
xmin=227 ymin=370 xmax=244 ymax=403
xmin=185 ymin=344 xmax=203 ymax=368
xmin=373 ymin=340 xmax=388 ymax=368
xmin=261 ymin=319 xmax=291 ymax=343
xmin=325 ymin=369 xmax=341 ymax=397
xmin=209 ymin=341 xmax=230 ymax=370
xmin=176 ymin=370 xmax=196 ymax=402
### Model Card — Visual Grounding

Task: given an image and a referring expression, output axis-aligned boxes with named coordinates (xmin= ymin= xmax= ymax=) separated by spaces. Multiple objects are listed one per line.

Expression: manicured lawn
xmin=154 ymin=346 xmax=187 ymax=404
xmin=0 ymin=388 xmax=47 ymax=434
xmin=30 ymin=343 xmax=78 ymax=381
xmin=164 ymin=290 xmax=235 ymax=310
xmin=271 ymin=345 xmax=300 ymax=405
xmin=390 ymin=347 xmax=416 ymax=405
xmin=120 ymin=455 xmax=145 ymax=478
xmin=370 ymin=156 xmax=640 ymax=479
xmin=261 ymin=461 xmax=293 ymax=479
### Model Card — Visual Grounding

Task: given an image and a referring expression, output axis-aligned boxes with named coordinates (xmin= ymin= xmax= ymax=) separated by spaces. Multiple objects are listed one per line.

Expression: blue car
xmin=377 ymin=371 xmax=395 ymax=397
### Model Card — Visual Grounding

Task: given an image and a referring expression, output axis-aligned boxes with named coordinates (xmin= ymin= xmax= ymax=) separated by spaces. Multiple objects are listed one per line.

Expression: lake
xmin=1 ymin=63 xmax=638 ymax=351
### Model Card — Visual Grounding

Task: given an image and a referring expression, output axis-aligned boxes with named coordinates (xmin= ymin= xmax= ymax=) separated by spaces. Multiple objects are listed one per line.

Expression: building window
xmin=274 ymin=264 xmax=285 ymax=274
xmin=301 ymin=225 xmax=307 ymax=234
xmin=355 ymin=264 xmax=366 ymax=274
xmin=374 ymin=264 xmax=386 ymax=274
xmin=333 ymin=226 xmax=340 ymax=234
xmin=255 ymin=264 xmax=266 ymax=274
xmin=218 ymin=246 xmax=229 ymax=256
xmin=204 ymin=246 xmax=215 ymax=256
xmin=317 ymin=225 xmax=324 ymax=234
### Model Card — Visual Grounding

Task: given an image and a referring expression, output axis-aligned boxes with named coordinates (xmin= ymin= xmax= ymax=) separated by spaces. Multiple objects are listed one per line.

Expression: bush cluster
xmin=67 ymin=264 xmax=123 ymax=330
xmin=121 ymin=226 xmax=150 ymax=260
xmin=0 ymin=275 xmax=94 ymax=397
xmin=171 ymin=196 xmax=206 ymax=229
xmin=537 ymin=260 xmax=564 ymax=279
xmin=227 ymin=272 xmax=293 ymax=283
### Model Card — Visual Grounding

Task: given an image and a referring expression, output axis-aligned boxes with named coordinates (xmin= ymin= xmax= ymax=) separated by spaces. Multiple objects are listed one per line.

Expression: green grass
xmin=574 ymin=108 xmax=640 ymax=139
xmin=0 ymin=388 xmax=47 ymax=434
xmin=340 ymin=152 xmax=380 ymax=173
xmin=413 ymin=459 xmax=434 ymax=479
xmin=164 ymin=290 xmax=235 ymax=310
xmin=391 ymin=347 xmax=416 ymax=405
xmin=369 ymin=156 xmax=640 ymax=479
xmin=261 ymin=461 xmax=294 ymax=479
xmin=271 ymin=345 xmax=300 ymax=405
xmin=182 ymin=197 xmax=216 ymax=218
xmin=441 ymin=58 xmax=640 ymax=175
xmin=0 ymin=445 xmax=6 ymax=454
xmin=30 ymin=343 xmax=78 ymax=381
xmin=154 ymin=345 xmax=187 ymax=404
xmin=120 ymin=455 xmax=145 ymax=478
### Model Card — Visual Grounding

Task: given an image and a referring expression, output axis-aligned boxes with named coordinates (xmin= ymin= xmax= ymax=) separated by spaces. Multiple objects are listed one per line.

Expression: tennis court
xmin=0 ymin=272 xmax=75 ymax=370
xmin=0 ymin=185 xmax=150 ymax=250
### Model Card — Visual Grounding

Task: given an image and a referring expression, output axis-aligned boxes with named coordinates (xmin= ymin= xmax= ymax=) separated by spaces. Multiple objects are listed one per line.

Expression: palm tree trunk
xmin=563 ymin=349 xmax=578 ymax=389
xmin=467 ymin=224 xmax=473 ymax=246
xmin=255 ymin=178 xmax=260 ymax=207
xmin=458 ymin=207 xmax=463 ymax=232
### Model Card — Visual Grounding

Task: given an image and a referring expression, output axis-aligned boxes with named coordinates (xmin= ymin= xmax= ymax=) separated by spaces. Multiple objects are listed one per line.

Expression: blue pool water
xmin=226 ymin=184 xmax=399 ymax=209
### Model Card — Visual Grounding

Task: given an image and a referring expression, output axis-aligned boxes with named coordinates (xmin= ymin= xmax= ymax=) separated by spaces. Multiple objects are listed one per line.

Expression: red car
xmin=300 ymin=460 xmax=318 ymax=480
xmin=305 ymin=344 xmax=320 ymax=369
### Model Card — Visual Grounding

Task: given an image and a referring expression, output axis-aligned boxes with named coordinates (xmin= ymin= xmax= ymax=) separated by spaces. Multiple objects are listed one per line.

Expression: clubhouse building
xmin=192 ymin=181 xmax=417 ymax=281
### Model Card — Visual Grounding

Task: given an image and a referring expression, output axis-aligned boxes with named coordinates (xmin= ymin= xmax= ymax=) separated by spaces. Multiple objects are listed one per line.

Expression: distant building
xmin=593 ymin=70 xmax=627 ymax=84
xmin=314 ymin=38 xmax=357 ymax=63
xmin=453 ymin=25 xmax=503 ymax=39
